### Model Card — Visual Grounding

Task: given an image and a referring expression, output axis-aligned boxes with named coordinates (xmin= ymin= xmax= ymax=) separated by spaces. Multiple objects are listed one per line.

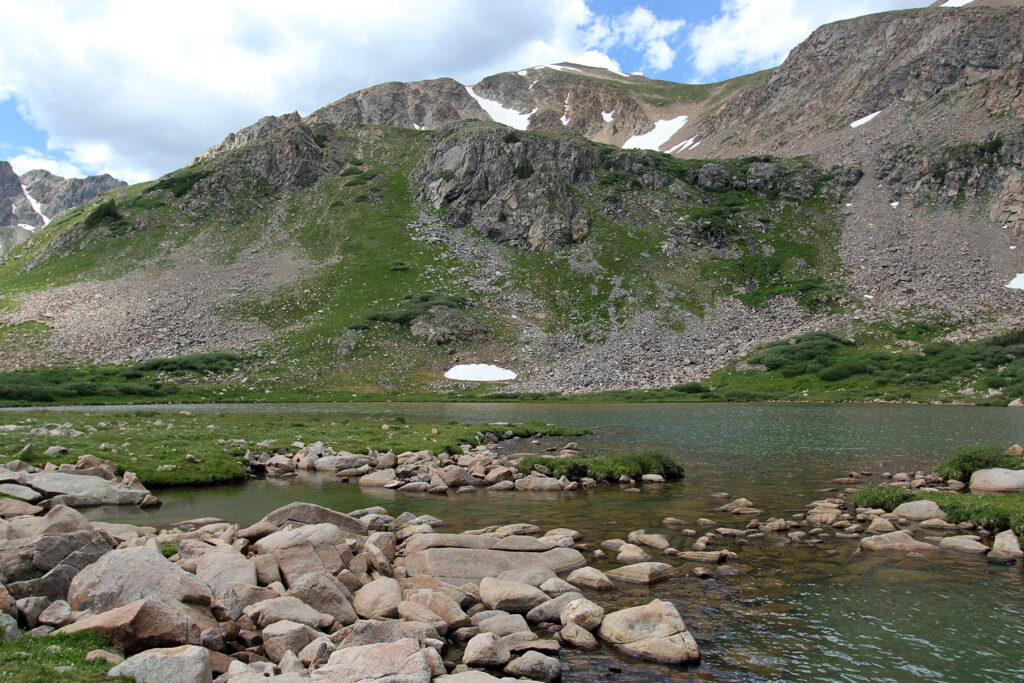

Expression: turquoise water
xmin=72 ymin=402 xmax=1024 ymax=682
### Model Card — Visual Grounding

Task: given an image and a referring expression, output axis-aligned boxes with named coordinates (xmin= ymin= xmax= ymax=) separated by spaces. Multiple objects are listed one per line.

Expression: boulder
xmin=404 ymin=590 xmax=469 ymax=630
xmin=254 ymin=524 xmax=355 ymax=586
xmin=38 ymin=600 xmax=73 ymax=628
xmin=475 ymin=612 xmax=531 ymax=637
xmin=616 ymin=543 xmax=652 ymax=564
xmin=566 ymin=566 xmax=614 ymax=591
xmin=67 ymin=547 xmax=211 ymax=612
xmin=859 ymin=530 xmax=939 ymax=553
xmin=210 ymin=583 xmax=278 ymax=622
xmin=560 ymin=622 xmax=599 ymax=650
xmin=939 ymin=536 xmax=989 ymax=554
xmin=286 ymin=571 xmax=357 ymax=626
xmin=244 ymin=596 xmax=322 ymax=629
xmin=196 ymin=546 xmax=257 ymax=596
xmin=405 ymin=546 xmax=585 ymax=585
xmin=867 ymin=517 xmax=896 ymax=534
xmin=525 ymin=591 xmax=583 ymax=624
xmin=352 ymin=577 xmax=403 ymax=618
xmin=891 ymin=500 xmax=948 ymax=521
xmin=514 ymin=475 xmax=562 ymax=492
xmin=560 ymin=597 xmax=603 ymax=631
xmin=503 ymin=650 xmax=561 ymax=682
xmin=605 ymin=562 xmax=677 ymax=585
xmin=0 ymin=584 xmax=15 ymax=617
xmin=463 ymin=631 xmax=511 ymax=667
xmin=0 ymin=612 xmax=17 ymax=640
xmin=311 ymin=637 xmax=433 ymax=682
xmin=23 ymin=472 xmax=149 ymax=507
xmin=970 ymin=468 xmax=1024 ymax=494
xmin=0 ymin=483 xmax=42 ymax=503
xmin=993 ymin=529 xmax=1024 ymax=557
xmin=262 ymin=502 xmax=367 ymax=536
xmin=108 ymin=645 xmax=212 ymax=683
xmin=358 ymin=469 xmax=397 ymax=487
xmin=262 ymin=619 xmax=324 ymax=664
xmin=598 ymin=599 xmax=700 ymax=664
xmin=479 ymin=577 xmax=549 ymax=614
xmin=58 ymin=599 xmax=203 ymax=654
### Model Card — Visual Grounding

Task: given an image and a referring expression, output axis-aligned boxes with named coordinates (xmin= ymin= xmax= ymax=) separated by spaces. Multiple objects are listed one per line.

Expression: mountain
xmin=0 ymin=161 xmax=126 ymax=253
xmin=0 ymin=1 xmax=1020 ymax=398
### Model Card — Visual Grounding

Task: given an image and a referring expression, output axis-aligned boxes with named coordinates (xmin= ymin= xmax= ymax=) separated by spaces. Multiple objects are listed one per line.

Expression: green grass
xmin=918 ymin=491 xmax=1024 ymax=536
xmin=0 ymin=631 xmax=129 ymax=682
xmin=851 ymin=484 xmax=916 ymax=511
xmin=159 ymin=540 xmax=180 ymax=558
xmin=516 ymin=449 xmax=683 ymax=481
xmin=0 ymin=412 xmax=586 ymax=487
xmin=934 ymin=444 xmax=1023 ymax=481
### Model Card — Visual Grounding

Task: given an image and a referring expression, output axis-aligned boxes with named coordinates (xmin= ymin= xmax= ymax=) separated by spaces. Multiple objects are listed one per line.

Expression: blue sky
xmin=0 ymin=0 xmax=936 ymax=183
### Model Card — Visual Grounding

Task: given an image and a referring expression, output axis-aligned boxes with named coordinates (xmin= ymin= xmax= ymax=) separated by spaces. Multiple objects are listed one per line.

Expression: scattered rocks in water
xmin=597 ymin=600 xmax=700 ymax=664
xmin=860 ymin=530 xmax=940 ymax=553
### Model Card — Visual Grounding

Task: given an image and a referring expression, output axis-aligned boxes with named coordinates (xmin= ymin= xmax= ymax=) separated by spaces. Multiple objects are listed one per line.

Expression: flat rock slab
xmin=405 ymin=547 xmax=585 ymax=585
xmin=605 ymin=562 xmax=677 ymax=585
xmin=859 ymin=530 xmax=939 ymax=553
xmin=24 ymin=472 xmax=149 ymax=507
xmin=891 ymin=500 xmax=947 ymax=521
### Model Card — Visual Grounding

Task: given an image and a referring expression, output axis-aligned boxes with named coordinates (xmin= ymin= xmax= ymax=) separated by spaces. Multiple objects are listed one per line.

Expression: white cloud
xmin=8 ymin=150 xmax=85 ymax=180
xmin=614 ymin=8 xmax=685 ymax=71
xmin=688 ymin=0 xmax=929 ymax=80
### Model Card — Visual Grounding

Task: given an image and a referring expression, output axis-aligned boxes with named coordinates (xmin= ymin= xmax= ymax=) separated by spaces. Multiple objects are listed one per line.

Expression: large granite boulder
xmin=261 ymin=502 xmax=367 ymax=536
xmin=23 ymin=472 xmax=149 ymax=507
xmin=286 ymin=571 xmax=357 ymax=626
xmin=310 ymin=637 xmax=435 ymax=682
xmin=859 ymin=530 xmax=939 ymax=553
xmin=196 ymin=546 xmax=257 ymax=596
xmin=479 ymin=577 xmax=549 ymax=614
xmin=405 ymin=541 xmax=585 ymax=585
xmin=891 ymin=500 xmax=947 ymax=521
xmin=598 ymin=599 xmax=700 ymax=664
xmin=254 ymin=524 xmax=355 ymax=586
xmin=58 ymin=599 xmax=204 ymax=654
xmin=970 ymin=468 xmax=1024 ymax=494
xmin=67 ymin=547 xmax=211 ymax=612
xmin=108 ymin=645 xmax=212 ymax=683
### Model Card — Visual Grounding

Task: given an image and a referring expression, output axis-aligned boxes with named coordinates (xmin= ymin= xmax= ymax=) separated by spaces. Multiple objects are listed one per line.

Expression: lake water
xmin=75 ymin=402 xmax=1024 ymax=682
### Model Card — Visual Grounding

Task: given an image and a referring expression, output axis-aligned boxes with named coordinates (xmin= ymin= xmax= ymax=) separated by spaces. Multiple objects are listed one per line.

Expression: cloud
xmin=688 ymin=0 xmax=928 ymax=80
xmin=8 ymin=149 xmax=86 ymax=180
xmin=0 ymin=1 xmax=684 ymax=182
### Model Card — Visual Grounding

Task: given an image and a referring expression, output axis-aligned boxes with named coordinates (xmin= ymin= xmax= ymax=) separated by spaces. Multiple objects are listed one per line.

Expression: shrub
xmin=313 ymin=133 xmax=328 ymax=147
xmin=918 ymin=491 xmax=1024 ymax=535
xmin=851 ymin=484 xmax=915 ymax=511
xmin=146 ymin=169 xmax=210 ymax=198
xmin=439 ymin=170 xmax=456 ymax=181
xmin=515 ymin=161 xmax=534 ymax=180
xmin=133 ymin=352 xmax=243 ymax=375
xmin=367 ymin=293 xmax=468 ymax=326
xmin=671 ymin=381 xmax=709 ymax=394
xmin=935 ymin=444 xmax=1022 ymax=481
xmin=388 ymin=261 xmax=410 ymax=272
xmin=516 ymin=449 xmax=683 ymax=481
xmin=82 ymin=199 xmax=123 ymax=230
xmin=503 ymin=132 xmax=519 ymax=144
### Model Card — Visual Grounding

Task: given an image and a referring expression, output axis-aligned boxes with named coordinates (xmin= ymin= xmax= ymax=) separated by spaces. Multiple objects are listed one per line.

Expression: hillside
xmin=0 ymin=2 xmax=1021 ymax=402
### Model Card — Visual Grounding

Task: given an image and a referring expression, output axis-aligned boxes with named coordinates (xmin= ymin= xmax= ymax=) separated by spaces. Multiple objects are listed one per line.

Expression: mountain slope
xmin=0 ymin=2 xmax=1021 ymax=400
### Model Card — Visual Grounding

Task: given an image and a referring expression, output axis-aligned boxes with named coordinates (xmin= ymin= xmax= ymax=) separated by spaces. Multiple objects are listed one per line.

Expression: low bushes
xmin=517 ymin=449 xmax=683 ymax=481
xmin=851 ymin=484 xmax=915 ymax=511
xmin=919 ymin=491 xmax=1024 ymax=535
xmin=935 ymin=444 xmax=1022 ymax=481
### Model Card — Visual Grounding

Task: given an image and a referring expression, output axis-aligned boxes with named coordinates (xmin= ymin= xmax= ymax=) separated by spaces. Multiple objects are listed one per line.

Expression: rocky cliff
xmin=0 ymin=161 xmax=126 ymax=237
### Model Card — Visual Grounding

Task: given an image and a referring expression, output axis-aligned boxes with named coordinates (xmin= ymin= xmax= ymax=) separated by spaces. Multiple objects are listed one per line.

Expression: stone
xmin=0 ymin=483 xmax=42 ymax=503
xmin=22 ymin=471 xmax=149 ymax=507
xmin=560 ymin=622 xmax=599 ymax=649
xmin=243 ymin=596 xmax=322 ymax=629
xmin=358 ymin=469 xmax=397 ymax=487
xmin=311 ymin=637 xmax=433 ymax=682
xmin=84 ymin=649 xmax=123 ymax=664
xmin=405 ymin=589 xmax=469 ymax=630
xmin=211 ymin=583 xmax=278 ymax=622
xmin=108 ymin=645 xmax=212 ymax=683
xmin=0 ymin=612 xmax=19 ymax=640
xmin=560 ymin=597 xmax=603 ymax=631
xmin=496 ymin=567 xmax=557 ymax=587
xmin=352 ymin=577 xmax=403 ymax=618
xmin=262 ymin=502 xmax=367 ymax=536
xmin=939 ymin=536 xmax=990 ymax=554
xmin=892 ymin=500 xmax=948 ymax=521
xmin=970 ymin=468 xmax=1024 ymax=494
xmin=616 ymin=543 xmax=652 ymax=564
xmin=525 ymin=592 xmax=583 ymax=624
xmin=598 ymin=599 xmax=700 ymax=664
xmin=677 ymin=550 xmax=725 ymax=563
xmin=475 ymin=612 xmax=531 ymax=637
xmin=0 ymin=498 xmax=42 ymax=518
xmin=405 ymin=546 xmax=585 ymax=585
xmin=859 ymin=531 xmax=939 ymax=553
xmin=867 ymin=517 xmax=896 ymax=533
xmin=566 ymin=566 xmax=614 ymax=591
xmin=298 ymin=635 xmax=334 ymax=666
xmin=398 ymin=600 xmax=449 ymax=635
xmin=196 ymin=546 xmax=257 ymax=596
xmin=480 ymin=577 xmax=550 ymax=614
xmin=16 ymin=596 xmax=50 ymax=628
xmin=254 ymin=524 xmax=355 ymax=586
xmin=538 ymin=577 xmax=575 ymax=595
xmin=463 ymin=631 xmax=511 ymax=667
xmin=993 ymin=529 xmax=1024 ymax=557
xmin=67 ymin=547 xmax=211 ymax=612
xmin=605 ymin=562 xmax=677 ymax=585
xmin=503 ymin=650 xmax=561 ymax=682
xmin=0 ymin=584 xmax=15 ymax=618
xmin=57 ymin=599 xmax=203 ymax=654
xmin=262 ymin=619 xmax=323 ymax=664
xmin=513 ymin=475 xmax=562 ymax=491
xmin=286 ymin=570 xmax=357 ymax=626
xmin=627 ymin=530 xmax=671 ymax=550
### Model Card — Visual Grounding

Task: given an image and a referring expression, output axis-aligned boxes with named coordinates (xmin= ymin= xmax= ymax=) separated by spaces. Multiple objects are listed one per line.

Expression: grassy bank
xmin=0 ymin=631 xmax=128 ymax=682
xmin=516 ymin=449 xmax=684 ymax=481
xmin=0 ymin=412 xmax=587 ymax=487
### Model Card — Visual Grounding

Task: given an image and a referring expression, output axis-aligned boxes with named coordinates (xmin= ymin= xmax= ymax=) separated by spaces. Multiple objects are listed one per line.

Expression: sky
xmin=0 ymin=0 xmax=946 ymax=184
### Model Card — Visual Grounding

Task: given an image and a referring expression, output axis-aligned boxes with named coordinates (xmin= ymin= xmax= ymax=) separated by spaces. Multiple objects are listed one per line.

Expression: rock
xmin=525 ymin=591 xmax=583 ymax=624
xmin=286 ymin=570 xmax=357 ymax=626
xmin=463 ymin=631 xmax=511 ymax=667
xmin=108 ymin=645 xmax=212 ymax=683
xmin=58 ymin=599 xmax=203 ymax=654
xmin=605 ymin=562 xmax=677 ymax=585
xmin=480 ymin=577 xmax=550 ymax=614
xmin=263 ymin=502 xmax=367 ymax=535
xmin=939 ymin=536 xmax=989 ymax=554
xmin=196 ymin=546 xmax=257 ymax=596
xmin=67 ymin=547 xmax=211 ymax=612
xmin=359 ymin=469 xmax=397 ymax=487
xmin=677 ymin=551 xmax=725 ymax=564
xmin=503 ymin=650 xmax=561 ymax=682
xmin=560 ymin=597 xmax=603 ymax=631
xmin=0 ymin=584 xmax=15 ymax=618
xmin=891 ymin=500 xmax=948 ymax=521
xmin=496 ymin=567 xmax=556 ymax=587
xmin=598 ymin=599 xmax=700 ymax=664
xmin=616 ymin=543 xmax=652 ymax=564
xmin=210 ymin=583 xmax=278 ymax=622
xmin=0 ymin=612 xmax=19 ymax=640
xmin=513 ymin=475 xmax=563 ymax=492
xmin=0 ymin=498 xmax=43 ymax=518
xmin=859 ymin=531 xmax=939 ymax=553
xmin=0 ymin=483 xmax=43 ymax=503
xmin=475 ymin=612 xmax=531 ymax=637
xmin=867 ymin=517 xmax=896 ymax=534
xmin=311 ymin=637 xmax=433 ymax=682
xmin=23 ymin=471 xmax=149 ymax=507
xmin=243 ymin=596 xmax=322 ymax=629
xmin=970 ymin=468 xmax=1024 ymax=494
xmin=405 ymin=546 xmax=585 ymax=585
xmin=566 ymin=566 xmax=614 ymax=591
xmin=84 ymin=649 xmax=123 ymax=664
xmin=993 ymin=529 xmax=1024 ymax=557
xmin=627 ymin=530 xmax=670 ymax=550
xmin=16 ymin=596 xmax=50 ymax=628
xmin=560 ymin=622 xmax=599 ymax=650
xmin=352 ymin=577 xmax=403 ymax=618
xmin=299 ymin=635 xmax=334 ymax=666
xmin=262 ymin=619 xmax=323 ymax=664
xmin=254 ymin=524 xmax=355 ymax=586
xmin=538 ymin=577 xmax=575 ymax=595
xmin=404 ymin=589 xmax=469 ymax=630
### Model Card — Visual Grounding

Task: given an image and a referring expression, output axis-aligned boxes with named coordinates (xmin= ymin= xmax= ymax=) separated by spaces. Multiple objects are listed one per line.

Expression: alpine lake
xmin=56 ymin=402 xmax=1024 ymax=682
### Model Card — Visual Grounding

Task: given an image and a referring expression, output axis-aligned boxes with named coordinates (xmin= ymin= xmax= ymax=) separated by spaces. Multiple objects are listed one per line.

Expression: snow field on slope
xmin=444 ymin=364 xmax=518 ymax=381
xmin=464 ymin=86 xmax=535 ymax=130
xmin=622 ymin=115 xmax=689 ymax=151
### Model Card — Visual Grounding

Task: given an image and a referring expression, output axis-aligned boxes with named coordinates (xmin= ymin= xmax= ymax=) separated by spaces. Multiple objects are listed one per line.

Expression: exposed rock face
xmin=309 ymin=78 xmax=485 ymax=130
xmin=412 ymin=121 xmax=599 ymax=251
xmin=194 ymin=112 xmax=302 ymax=162
xmin=19 ymin=169 xmax=126 ymax=218
xmin=410 ymin=306 xmax=487 ymax=344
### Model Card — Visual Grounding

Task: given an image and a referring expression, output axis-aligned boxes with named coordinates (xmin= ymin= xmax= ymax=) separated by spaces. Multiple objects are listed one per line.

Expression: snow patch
xmin=17 ymin=223 xmax=38 ymax=232
xmin=1007 ymin=274 xmax=1024 ymax=290
xmin=602 ymin=110 xmax=614 ymax=123
xmin=444 ymin=364 xmax=517 ymax=381
xmin=850 ymin=111 xmax=882 ymax=128
xmin=561 ymin=93 xmax=571 ymax=126
xmin=20 ymin=185 xmax=49 ymax=226
xmin=668 ymin=137 xmax=698 ymax=154
xmin=516 ymin=70 xmax=528 ymax=76
xmin=464 ymin=86 xmax=535 ymax=130
xmin=543 ymin=64 xmax=582 ymax=73
xmin=890 ymin=201 xmax=900 ymax=208
xmin=623 ymin=115 xmax=689 ymax=151
xmin=412 ymin=123 xmax=423 ymax=130
xmin=630 ymin=71 xmax=643 ymax=77
xmin=941 ymin=0 xmax=972 ymax=6
xmin=864 ymin=294 xmax=874 ymax=300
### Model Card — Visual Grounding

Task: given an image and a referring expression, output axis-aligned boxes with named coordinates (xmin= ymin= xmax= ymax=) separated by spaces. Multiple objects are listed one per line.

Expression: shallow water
xmin=76 ymin=402 xmax=1024 ymax=682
